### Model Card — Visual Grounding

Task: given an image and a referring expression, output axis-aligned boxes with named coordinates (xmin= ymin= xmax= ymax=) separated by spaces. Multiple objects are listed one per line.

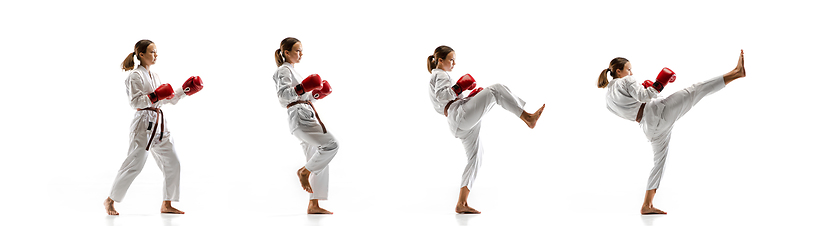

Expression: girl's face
xmin=284 ymin=42 xmax=303 ymax=64
xmin=437 ymin=51 xmax=456 ymax=72
xmin=616 ymin=62 xmax=632 ymax=78
xmin=138 ymin=43 xmax=158 ymax=66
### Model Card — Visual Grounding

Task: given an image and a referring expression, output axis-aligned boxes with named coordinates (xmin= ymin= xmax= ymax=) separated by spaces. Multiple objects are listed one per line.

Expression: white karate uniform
xmin=109 ymin=65 xmax=187 ymax=202
xmin=428 ymin=69 xmax=526 ymax=190
xmin=273 ymin=62 xmax=338 ymax=200
xmin=605 ymin=75 xmax=725 ymax=190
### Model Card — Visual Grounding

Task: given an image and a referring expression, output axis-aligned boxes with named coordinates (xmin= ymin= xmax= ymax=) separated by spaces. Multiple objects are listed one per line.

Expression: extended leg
xmin=458 ymin=84 xmax=529 ymax=131
xmin=106 ymin=129 xmax=151 ymax=215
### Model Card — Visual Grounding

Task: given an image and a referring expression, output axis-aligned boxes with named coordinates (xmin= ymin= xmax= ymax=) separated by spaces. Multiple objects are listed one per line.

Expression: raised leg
xmin=457 ymin=84 xmax=527 ymax=131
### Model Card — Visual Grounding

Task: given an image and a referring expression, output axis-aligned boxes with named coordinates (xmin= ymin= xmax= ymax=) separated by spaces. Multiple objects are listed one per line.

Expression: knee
xmin=169 ymin=158 xmax=181 ymax=173
xmin=487 ymin=83 xmax=505 ymax=91
xmin=324 ymin=139 xmax=339 ymax=152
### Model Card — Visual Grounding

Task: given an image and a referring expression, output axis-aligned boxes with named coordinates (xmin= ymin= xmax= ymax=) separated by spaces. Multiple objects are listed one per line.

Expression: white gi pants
xmin=109 ymin=116 xmax=181 ymax=202
xmin=291 ymin=106 xmax=339 ymax=200
xmin=448 ymin=84 xmax=526 ymax=190
xmin=640 ymin=76 xmax=726 ymax=190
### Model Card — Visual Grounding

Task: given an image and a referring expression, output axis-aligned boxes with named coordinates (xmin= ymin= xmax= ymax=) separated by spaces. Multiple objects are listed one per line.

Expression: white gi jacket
xmin=273 ymin=62 xmax=319 ymax=134
xmin=605 ymin=75 xmax=660 ymax=121
xmin=428 ymin=69 xmax=466 ymax=136
xmin=125 ymin=65 xmax=186 ymax=133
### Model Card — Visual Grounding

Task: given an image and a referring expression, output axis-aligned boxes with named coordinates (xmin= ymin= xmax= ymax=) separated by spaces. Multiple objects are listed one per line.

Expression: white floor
xmin=3 ymin=168 xmax=837 ymax=226
xmin=4 ymin=203 xmax=834 ymax=226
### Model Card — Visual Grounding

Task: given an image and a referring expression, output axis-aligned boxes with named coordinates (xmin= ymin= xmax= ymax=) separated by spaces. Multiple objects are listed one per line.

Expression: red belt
xmin=138 ymin=107 xmax=163 ymax=150
xmin=636 ymin=103 xmax=646 ymax=123
xmin=287 ymin=100 xmax=327 ymax=134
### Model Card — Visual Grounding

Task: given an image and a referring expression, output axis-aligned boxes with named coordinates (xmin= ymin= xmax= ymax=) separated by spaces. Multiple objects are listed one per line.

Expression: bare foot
xmin=520 ymin=104 xmax=545 ymax=129
xmin=104 ymin=197 xmax=119 ymax=215
xmin=308 ymin=199 xmax=333 ymax=214
xmin=298 ymin=166 xmax=313 ymax=193
xmin=724 ymin=50 xmax=746 ymax=85
xmin=308 ymin=206 xmax=334 ymax=214
xmin=161 ymin=201 xmax=185 ymax=214
xmin=641 ymin=205 xmax=667 ymax=215
xmin=456 ymin=204 xmax=481 ymax=214
xmin=737 ymin=49 xmax=746 ymax=78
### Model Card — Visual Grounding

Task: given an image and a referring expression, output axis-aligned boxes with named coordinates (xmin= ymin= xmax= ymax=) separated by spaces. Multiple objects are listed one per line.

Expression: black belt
xmin=287 ymin=100 xmax=327 ymax=134
xmin=138 ymin=107 xmax=163 ymax=150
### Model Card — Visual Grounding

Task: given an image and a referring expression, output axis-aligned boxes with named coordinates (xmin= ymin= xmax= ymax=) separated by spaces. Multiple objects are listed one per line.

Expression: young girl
xmin=104 ymin=39 xmax=203 ymax=215
xmin=597 ymin=50 xmax=746 ymax=214
xmin=427 ymin=45 xmax=545 ymax=214
xmin=272 ymin=37 xmax=338 ymax=214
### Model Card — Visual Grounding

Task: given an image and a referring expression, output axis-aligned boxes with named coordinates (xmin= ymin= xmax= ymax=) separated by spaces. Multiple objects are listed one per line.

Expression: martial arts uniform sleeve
xmin=157 ymin=73 xmax=187 ymax=106
xmin=126 ymin=71 xmax=154 ymax=109
xmin=432 ymin=72 xmax=458 ymax=102
xmin=274 ymin=66 xmax=313 ymax=105
xmin=623 ymin=76 xmax=659 ymax=103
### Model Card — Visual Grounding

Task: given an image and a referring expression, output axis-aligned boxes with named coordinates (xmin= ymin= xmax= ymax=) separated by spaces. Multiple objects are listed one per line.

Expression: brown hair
xmin=597 ymin=57 xmax=630 ymax=88
xmin=275 ymin=37 xmax=301 ymax=67
xmin=121 ymin=39 xmax=154 ymax=71
xmin=427 ymin=45 xmax=454 ymax=73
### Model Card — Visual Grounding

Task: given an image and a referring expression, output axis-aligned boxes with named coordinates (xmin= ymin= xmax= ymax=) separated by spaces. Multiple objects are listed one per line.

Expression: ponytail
xmin=274 ymin=48 xmax=284 ymax=67
xmin=427 ymin=45 xmax=454 ymax=73
xmin=426 ymin=55 xmax=436 ymax=73
xmin=121 ymin=52 xmax=136 ymax=71
xmin=598 ymin=57 xmax=630 ymax=88
xmin=597 ymin=68 xmax=610 ymax=88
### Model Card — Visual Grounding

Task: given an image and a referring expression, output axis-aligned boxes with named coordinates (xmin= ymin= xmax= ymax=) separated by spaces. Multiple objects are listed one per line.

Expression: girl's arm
xmin=432 ymin=72 xmax=459 ymax=101
xmin=274 ymin=66 xmax=313 ymax=106
xmin=125 ymin=71 xmax=154 ymax=109
xmin=623 ymin=76 xmax=659 ymax=103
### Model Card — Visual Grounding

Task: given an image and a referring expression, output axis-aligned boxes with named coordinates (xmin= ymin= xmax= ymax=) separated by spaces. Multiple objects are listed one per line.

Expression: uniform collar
xmin=137 ymin=65 xmax=149 ymax=74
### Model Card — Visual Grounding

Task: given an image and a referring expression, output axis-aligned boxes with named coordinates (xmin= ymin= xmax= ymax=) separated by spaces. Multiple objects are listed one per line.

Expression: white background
xmin=1 ymin=0 xmax=838 ymax=225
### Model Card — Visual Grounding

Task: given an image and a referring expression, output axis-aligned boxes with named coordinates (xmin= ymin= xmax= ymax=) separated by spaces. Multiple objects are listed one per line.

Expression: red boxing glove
xmin=643 ymin=77 xmax=675 ymax=90
xmin=182 ymin=76 xmax=203 ymax=96
xmin=312 ymin=80 xmax=332 ymax=100
xmin=467 ymin=87 xmax=483 ymax=98
xmin=651 ymin=67 xmax=676 ymax=92
xmin=452 ymin=73 xmax=476 ymax=95
xmin=148 ymin=83 xmax=174 ymax=103
xmin=295 ymin=74 xmax=323 ymax=95
xmin=642 ymin=80 xmax=654 ymax=89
